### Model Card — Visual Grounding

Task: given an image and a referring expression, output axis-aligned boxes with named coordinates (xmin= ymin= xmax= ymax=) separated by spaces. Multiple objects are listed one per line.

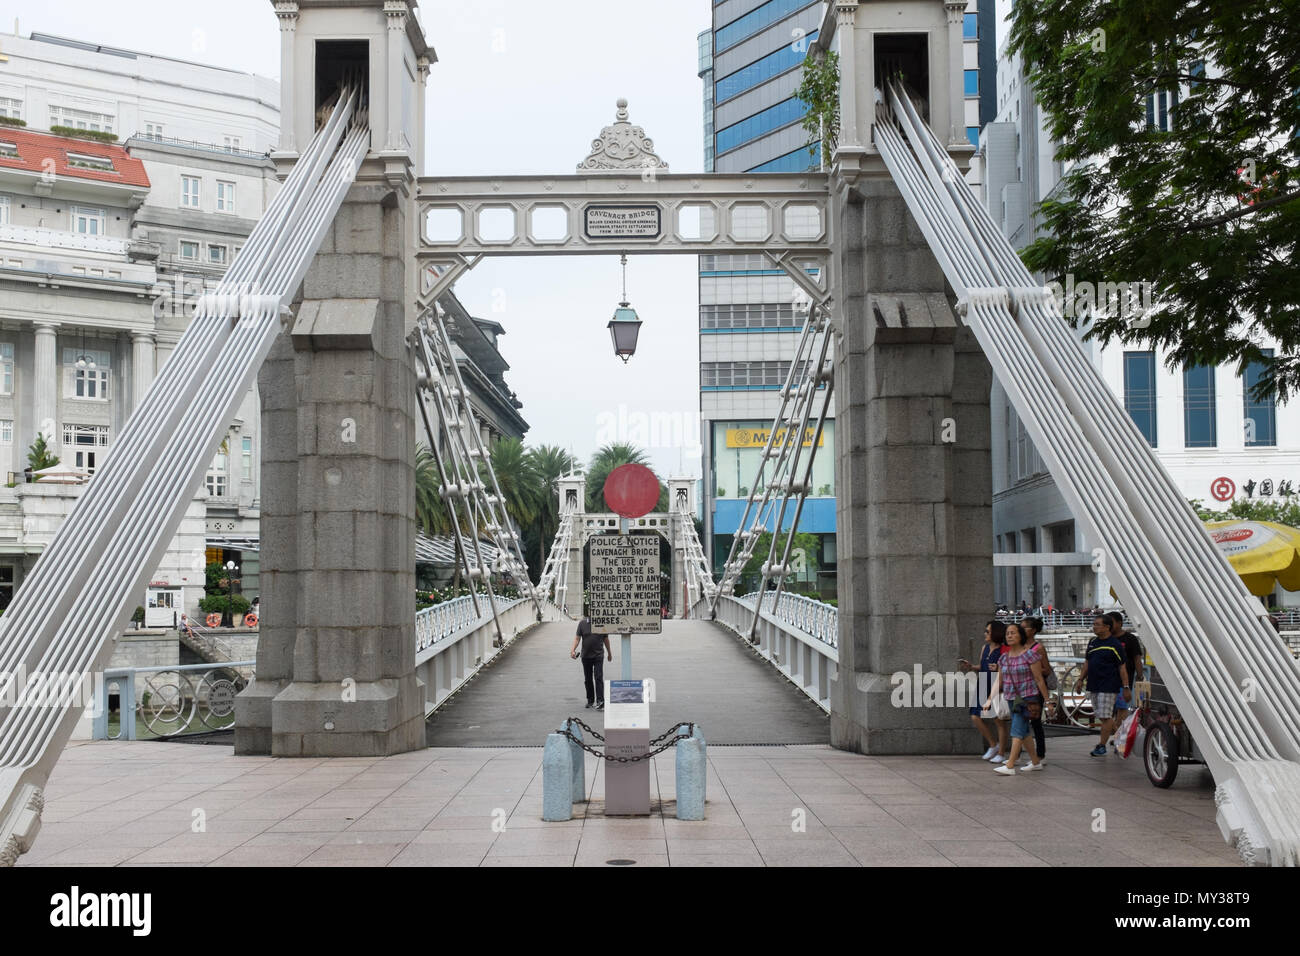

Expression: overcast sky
xmin=0 ymin=0 xmax=1020 ymax=482
xmin=0 ymin=0 xmax=712 ymax=481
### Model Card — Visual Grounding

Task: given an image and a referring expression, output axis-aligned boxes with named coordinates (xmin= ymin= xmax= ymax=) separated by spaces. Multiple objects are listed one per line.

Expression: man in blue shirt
xmin=1079 ymin=614 xmax=1129 ymax=756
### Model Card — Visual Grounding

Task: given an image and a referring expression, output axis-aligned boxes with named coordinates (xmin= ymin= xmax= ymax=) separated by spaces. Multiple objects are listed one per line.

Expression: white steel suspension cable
xmin=1 ymin=92 xmax=368 ymax=857
xmin=875 ymin=79 xmax=1300 ymax=862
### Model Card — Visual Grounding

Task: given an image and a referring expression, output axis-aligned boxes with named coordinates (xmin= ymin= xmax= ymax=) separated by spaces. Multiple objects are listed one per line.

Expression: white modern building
xmin=979 ymin=37 xmax=1300 ymax=611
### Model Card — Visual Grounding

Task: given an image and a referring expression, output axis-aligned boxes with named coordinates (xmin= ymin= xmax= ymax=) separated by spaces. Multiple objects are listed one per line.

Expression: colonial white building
xmin=978 ymin=37 xmax=1300 ymax=611
xmin=0 ymin=29 xmax=280 ymax=619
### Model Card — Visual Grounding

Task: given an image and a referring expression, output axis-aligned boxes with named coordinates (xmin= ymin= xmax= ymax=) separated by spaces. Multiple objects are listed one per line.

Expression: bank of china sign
xmin=726 ymin=427 xmax=824 ymax=449
xmin=583 ymin=204 xmax=661 ymax=240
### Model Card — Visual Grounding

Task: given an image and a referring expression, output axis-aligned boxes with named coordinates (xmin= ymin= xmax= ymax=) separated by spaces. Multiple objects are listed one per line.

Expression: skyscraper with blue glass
xmin=696 ymin=1 xmax=989 ymax=595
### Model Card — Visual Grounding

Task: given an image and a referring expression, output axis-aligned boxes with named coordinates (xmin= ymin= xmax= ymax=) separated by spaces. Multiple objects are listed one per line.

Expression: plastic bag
xmin=984 ymin=689 xmax=1011 ymax=720
xmin=1117 ymin=709 xmax=1140 ymax=758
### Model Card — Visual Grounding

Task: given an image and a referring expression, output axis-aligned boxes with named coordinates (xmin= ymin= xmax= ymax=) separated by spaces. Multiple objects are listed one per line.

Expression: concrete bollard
xmin=563 ymin=718 xmax=586 ymax=803
xmin=542 ymin=733 xmax=573 ymax=821
xmin=675 ymin=730 xmax=707 ymax=821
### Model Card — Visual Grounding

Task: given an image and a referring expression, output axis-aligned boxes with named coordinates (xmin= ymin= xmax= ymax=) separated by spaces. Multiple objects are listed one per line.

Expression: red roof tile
xmin=0 ymin=126 xmax=150 ymax=189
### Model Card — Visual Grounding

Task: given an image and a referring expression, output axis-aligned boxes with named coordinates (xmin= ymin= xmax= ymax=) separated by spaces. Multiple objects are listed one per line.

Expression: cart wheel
xmin=1144 ymin=721 xmax=1179 ymax=788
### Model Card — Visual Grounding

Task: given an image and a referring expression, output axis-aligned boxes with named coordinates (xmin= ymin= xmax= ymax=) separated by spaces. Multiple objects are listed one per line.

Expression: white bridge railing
xmin=705 ymin=592 xmax=838 ymax=713
xmin=414 ymin=595 xmax=561 ymax=714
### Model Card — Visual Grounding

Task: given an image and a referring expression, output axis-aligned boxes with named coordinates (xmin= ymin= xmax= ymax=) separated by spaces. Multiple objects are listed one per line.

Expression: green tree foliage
xmin=1191 ymin=496 xmax=1300 ymax=528
xmin=795 ymin=50 xmax=839 ymax=169
xmin=527 ymin=444 xmax=577 ymax=575
xmin=415 ymin=444 xmax=452 ymax=536
xmin=26 ymin=434 xmax=59 ymax=471
xmin=739 ymin=530 xmax=820 ymax=594
xmin=1008 ymin=0 xmax=1300 ymax=399
xmin=485 ymin=437 xmax=541 ymax=534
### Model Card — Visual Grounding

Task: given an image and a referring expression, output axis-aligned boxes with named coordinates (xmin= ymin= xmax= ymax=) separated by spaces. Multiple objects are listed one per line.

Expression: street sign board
xmin=588 ymin=534 xmax=661 ymax=633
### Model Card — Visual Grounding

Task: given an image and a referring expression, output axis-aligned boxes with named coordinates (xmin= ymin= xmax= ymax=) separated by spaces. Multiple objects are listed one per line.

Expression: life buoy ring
xmin=205 ymin=613 xmax=222 ymax=628
xmin=243 ymin=612 xmax=258 ymax=629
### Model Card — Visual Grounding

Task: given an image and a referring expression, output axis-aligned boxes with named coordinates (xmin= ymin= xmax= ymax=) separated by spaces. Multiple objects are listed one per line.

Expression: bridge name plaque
xmin=588 ymin=534 xmax=662 ymax=634
xmin=583 ymin=204 xmax=661 ymax=240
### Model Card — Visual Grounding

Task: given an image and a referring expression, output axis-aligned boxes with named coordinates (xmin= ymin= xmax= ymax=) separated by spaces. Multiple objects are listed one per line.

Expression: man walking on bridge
xmin=571 ymin=610 xmax=612 ymax=710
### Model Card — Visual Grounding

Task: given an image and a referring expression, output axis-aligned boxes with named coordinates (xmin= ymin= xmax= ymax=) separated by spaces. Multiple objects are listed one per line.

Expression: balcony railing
xmin=0 ymin=223 xmax=129 ymax=256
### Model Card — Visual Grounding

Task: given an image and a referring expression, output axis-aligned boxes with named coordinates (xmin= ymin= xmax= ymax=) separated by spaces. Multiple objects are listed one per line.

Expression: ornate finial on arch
xmin=577 ymin=99 xmax=669 ymax=174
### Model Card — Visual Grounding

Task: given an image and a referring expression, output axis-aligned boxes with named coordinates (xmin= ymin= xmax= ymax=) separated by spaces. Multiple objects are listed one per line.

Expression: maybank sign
xmin=725 ymin=427 xmax=823 ymax=449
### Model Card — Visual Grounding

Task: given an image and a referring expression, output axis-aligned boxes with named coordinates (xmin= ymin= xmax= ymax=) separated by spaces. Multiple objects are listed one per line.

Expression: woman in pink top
xmin=983 ymin=622 xmax=1053 ymax=775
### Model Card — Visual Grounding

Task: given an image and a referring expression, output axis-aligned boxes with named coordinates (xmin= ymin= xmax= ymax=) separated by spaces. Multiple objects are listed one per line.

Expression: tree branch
xmin=1184 ymin=189 xmax=1300 ymax=230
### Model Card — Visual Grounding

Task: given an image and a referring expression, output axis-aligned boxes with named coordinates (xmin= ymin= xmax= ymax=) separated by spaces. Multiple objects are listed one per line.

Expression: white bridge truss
xmin=410 ymin=306 xmax=543 ymax=638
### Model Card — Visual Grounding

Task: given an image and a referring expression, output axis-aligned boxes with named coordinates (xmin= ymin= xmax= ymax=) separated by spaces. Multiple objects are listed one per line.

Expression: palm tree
xmin=527 ymin=445 xmax=577 ymax=571
xmin=485 ymin=437 xmax=541 ymax=543
xmin=415 ymin=444 xmax=451 ymax=536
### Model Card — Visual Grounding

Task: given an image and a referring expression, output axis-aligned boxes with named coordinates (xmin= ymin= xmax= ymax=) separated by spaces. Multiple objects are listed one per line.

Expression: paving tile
xmin=751 ymin=838 xmax=858 ymax=867
xmin=389 ymin=844 xmax=491 ymax=867
xmin=299 ymin=843 xmax=405 ymax=866
xmin=209 ymin=844 xmax=318 ymax=867
xmin=482 ymin=854 xmax=576 ymax=867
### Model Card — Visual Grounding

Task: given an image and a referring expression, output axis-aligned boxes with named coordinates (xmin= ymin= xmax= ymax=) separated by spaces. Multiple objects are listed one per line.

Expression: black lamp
xmin=607 ymin=254 xmax=642 ymax=363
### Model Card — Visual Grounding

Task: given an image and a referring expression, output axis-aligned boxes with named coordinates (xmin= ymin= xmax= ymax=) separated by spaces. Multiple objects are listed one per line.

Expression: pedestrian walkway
xmin=19 ymin=734 xmax=1237 ymax=866
xmin=425 ymin=619 xmax=830 ymax=746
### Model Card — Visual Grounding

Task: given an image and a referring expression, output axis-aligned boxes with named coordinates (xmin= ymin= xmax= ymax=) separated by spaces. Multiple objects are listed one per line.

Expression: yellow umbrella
xmin=1205 ymin=520 xmax=1300 ymax=596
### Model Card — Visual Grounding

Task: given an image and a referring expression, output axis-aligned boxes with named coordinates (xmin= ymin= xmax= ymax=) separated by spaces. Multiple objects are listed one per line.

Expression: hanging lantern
xmin=607 ymin=253 xmax=642 ymax=363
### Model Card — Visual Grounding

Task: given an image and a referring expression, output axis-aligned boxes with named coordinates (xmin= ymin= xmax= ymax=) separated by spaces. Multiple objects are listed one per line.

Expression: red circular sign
xmin=603 ymin=463 xmax=661 ymax=518
xmin=1210 ymin=476 xmax=1236 ymax=502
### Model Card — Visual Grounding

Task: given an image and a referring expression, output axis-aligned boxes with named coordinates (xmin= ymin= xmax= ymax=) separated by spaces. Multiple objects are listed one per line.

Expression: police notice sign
xmin=588 ymin=534 xmax=661 ymax=634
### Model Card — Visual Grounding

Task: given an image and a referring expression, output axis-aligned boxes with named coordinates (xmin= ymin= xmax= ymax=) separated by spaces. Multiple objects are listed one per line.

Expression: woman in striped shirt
xmin=982 ymin=622 xmax=1053 ymax=775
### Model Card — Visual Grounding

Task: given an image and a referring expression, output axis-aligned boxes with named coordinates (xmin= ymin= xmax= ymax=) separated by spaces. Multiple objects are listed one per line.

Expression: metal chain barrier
xmin=556 ymin=719 xmax=696 ymax=763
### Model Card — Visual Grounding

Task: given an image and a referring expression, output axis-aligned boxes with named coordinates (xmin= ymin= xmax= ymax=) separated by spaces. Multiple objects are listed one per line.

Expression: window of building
xmin=701 ymin=360 xmax=812 ymax=389
xmin=0 ymin=420 xmax=11 ymax=444
xmin=71 ymin=205 xmax=105 ymax=236
xmin=223 ymin=135 xmax=241 ymax=152
xmin=0 ymin=96 xmax=22 ymax=120
xmin=0 ymin=141 xmax=17 ymax=159
xmin=62 ymin=423 xmax=109 ymax=473
xmin=206 ymin=449 xmax=228 ymax=497
xmin=144 ymin=122 xmax=164 ymax=139
xmin=963 ymin=12 xmax=978 ymax=38
xmin=1146 ymin=89 xmax=1177 ymax=132
xmin=716 ymin=0 xmax=808 ymax=53
xmin=0 ymin=565 xmax=13 ymax=610
xmin=1244 ymin=349 xmax=1277 ymax=446
xmin=964 ymin=69 xmax=980 ymax=97
xmin=716 ymin=97 xmax=808 ymax=154
xmin=66 ymin=152 xmax=114 ymax=172
xmin=49 ymin=105 xmax=115 ymax=133
xmin=216 ymin=180 xmax=235 ymax=213
xmin=63 ymin=347 xmax=112 ymax=401
xmin=181 ymin=176 xmax=201 ymax=209
xmin=1123 ymin=351 xmax=1158 ymax=446
xmin=0 ymin=343 xmax=12 ymax=395
xmin=700 ymin=302 xmax=798 ymax=330
xmin=966 ymin=126 xmax=979 ymax=146
xmin=748 ymin=145 xmax=818 ymax=173
xmin=179 ymin=239 xmax=200 ymax=261
xmin=0 ymin=195 xmax=9 ymax=226
xmin=207 ymin=243 xmax=228 ymax=266
xmin=715 ymin=30 xmax=818 ymax=104
xmin=241 ymin=436 xmax=253 ymax=476
xmin=1182 ymin=364 xmax=1216 ymax=447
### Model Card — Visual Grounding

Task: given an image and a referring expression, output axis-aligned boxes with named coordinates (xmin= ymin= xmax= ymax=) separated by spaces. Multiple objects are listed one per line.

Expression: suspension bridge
xmin=2 ymin=0 xmax=1298 ymax=867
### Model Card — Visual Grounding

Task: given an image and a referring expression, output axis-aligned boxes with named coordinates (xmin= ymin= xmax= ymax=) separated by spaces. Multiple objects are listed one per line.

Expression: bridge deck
xmin=425 ymin=619 xmax=830 ymax=747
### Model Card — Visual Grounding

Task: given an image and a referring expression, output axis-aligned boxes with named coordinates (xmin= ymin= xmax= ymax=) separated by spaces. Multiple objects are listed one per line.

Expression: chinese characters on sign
xmin=1213 ymin=476 xmax=1297 ymax=501
xmin=588 ymin=534 xmax=661 ymax=634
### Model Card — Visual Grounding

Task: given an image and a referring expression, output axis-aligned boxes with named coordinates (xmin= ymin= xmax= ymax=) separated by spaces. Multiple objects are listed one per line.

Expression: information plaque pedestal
xmin=604 ymin=729 xmax=650 ymax=816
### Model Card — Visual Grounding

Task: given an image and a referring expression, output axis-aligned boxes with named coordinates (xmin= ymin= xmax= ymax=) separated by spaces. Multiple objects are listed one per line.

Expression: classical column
xmin=274 ymin=2 xmax=299 ymax=152
xmin=32 ymin=322 xmax=58 ymax=443
xmin=945 ymin=1 xmax=967 ymax=146
xmin=835 ymin=1 xmax=861 ymax=150
xmin=130 ymin=330 xmax=155 ymax=415
xmin=384 ymin=1 xmax=407 ymax=150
